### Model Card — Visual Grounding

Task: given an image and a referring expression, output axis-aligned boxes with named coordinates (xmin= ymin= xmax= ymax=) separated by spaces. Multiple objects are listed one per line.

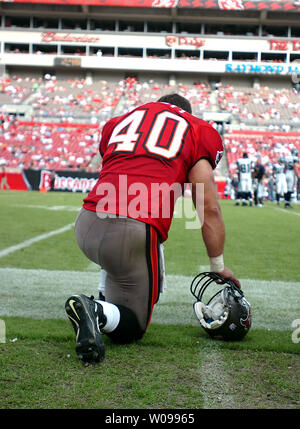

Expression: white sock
xmin=159 ymin=244 xmax=167 ymax=293
xmin=96 ymin=300 xmax=120 ymax=333
xmin=98 ymin=269 xmax=107 ymax=296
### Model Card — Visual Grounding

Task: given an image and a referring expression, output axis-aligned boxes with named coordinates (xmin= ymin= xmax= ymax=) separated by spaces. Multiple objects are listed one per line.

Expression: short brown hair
xmin=157 ymin=93 xmax=192 ymax=114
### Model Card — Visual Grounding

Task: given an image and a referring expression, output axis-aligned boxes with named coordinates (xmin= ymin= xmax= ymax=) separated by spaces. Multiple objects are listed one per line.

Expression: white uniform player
xmin=282 ymin=149 xmax=299 ymax=208
xmin=236 ymin=153 xmax=254 ymax=206
xmin=273 ymin=160 xmax=287 ymax=206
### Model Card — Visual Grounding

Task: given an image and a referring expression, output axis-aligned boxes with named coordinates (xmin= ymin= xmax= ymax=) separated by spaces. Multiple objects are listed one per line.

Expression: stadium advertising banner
xmin=5 ymin=0 xmax=300 ymax=12
xmin=23 ymin=169 xmax=98 ymax=193
xmin=225 ymin=62 xmax=300 ymax=75
xmin=18 ymin=169 xmax=226 ymax=197
xmin=2 ymin=31 xmax=300 ymax=76
xmin=4 ymin=31 xmax=300 ymax=53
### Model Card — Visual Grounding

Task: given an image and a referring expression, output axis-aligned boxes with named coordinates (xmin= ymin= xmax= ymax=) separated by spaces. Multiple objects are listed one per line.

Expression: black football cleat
xmin=65 ymin=294 xmax=107 ymax=363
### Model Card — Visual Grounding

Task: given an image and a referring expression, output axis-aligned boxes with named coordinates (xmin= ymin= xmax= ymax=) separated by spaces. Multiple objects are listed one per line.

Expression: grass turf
xmin=1 ymin=317 xmax=299 ymax=409
xmin=0 ymin=190 xmax=299 ymax=409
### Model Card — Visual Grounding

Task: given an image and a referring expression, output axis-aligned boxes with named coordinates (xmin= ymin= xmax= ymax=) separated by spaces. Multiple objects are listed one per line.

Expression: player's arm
xmin=188 ymin=158 xmax=241 ymax=288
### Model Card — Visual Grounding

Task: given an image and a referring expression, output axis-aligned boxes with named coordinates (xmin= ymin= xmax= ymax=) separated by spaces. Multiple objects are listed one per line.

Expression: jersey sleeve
xmin=192 ymin=124 xmax=224 ymax=170
xmin=99 ymin=117 xmax=120 ymax=157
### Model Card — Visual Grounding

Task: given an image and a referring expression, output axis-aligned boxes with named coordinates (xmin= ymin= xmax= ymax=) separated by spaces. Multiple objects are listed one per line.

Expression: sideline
xmin=0 ymin=268 xmax=299 ymax=330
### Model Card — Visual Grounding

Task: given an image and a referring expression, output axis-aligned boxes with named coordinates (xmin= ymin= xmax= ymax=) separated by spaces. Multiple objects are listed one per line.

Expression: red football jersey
xmin=83 ymin=102 xmax=223 ymax=242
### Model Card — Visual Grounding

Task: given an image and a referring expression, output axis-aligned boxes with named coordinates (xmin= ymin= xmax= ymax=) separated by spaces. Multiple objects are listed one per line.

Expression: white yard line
xmin=199 ymin=344 xmax=236 ymax=409
xmin=0 ymin=223 xmax=74 ymax=258
xmin=14 ymin=204 xmax=80 ymax=212
xmin=274 ymin=207 xmax=300 ymax=217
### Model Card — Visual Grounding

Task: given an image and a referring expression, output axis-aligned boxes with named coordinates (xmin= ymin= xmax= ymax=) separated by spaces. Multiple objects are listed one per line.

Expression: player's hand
xmin=216 ymin=266 xmax=241 ymax=289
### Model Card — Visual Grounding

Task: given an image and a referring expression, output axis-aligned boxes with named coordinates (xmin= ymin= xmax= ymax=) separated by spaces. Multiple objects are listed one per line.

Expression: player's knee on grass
xmin=106 ymin=304 xmax=145 ymax=344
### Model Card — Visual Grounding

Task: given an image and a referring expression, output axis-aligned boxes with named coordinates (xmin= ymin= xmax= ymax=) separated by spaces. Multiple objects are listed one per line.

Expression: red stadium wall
xmin=1 ymin=172 xmax=28 ymax=191
xmin=7 ymin=0 xmax=300 ymax=12
xmin=216 ymin=179 xmax=226 ymax=199
xmin=2 ymin=171 xmax=227 ymax=198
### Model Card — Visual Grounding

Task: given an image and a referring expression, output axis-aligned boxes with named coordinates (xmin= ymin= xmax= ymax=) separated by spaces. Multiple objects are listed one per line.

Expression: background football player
xmin=235 ymin=152 xmax=254 ymax=206
xmin=273 ymin=158 xmax=287 ymax=206
xmin=253 ymin=157 xmax=266 ymax=207
xmin=283 ymin=147 xmax=299 ymax=208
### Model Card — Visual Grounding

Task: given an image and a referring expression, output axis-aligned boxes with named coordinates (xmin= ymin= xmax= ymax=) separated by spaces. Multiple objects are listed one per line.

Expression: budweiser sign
xmin=166 ymin=36 xmax=205 ymax=49
xmin=41 ymin=32 xmax=100 ymax=44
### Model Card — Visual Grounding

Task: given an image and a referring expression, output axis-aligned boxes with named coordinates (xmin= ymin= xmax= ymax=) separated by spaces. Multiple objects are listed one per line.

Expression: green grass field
xmin=0 ymin=190 xmax=299 ymax=410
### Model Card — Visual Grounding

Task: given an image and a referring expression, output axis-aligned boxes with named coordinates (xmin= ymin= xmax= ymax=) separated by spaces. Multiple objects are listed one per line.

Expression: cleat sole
xmin=65 ymin=295 xmax=105 ymax=364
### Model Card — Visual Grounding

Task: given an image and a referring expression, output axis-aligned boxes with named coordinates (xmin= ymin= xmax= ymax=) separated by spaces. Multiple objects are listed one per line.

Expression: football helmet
xmin=291 ymin=147 xmax=298 ymax=157
xmin=190 ymin=272 xmax=251 ymax=341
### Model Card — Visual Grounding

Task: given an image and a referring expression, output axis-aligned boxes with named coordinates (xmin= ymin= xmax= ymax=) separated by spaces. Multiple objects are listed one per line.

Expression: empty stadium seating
xmin=0 ymin=122 xmax=101 ymax=171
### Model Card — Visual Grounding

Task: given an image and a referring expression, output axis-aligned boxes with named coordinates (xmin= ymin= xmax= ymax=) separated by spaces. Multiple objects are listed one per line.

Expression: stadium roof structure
xmin=3 ymin=0 xmax=300 ymax=13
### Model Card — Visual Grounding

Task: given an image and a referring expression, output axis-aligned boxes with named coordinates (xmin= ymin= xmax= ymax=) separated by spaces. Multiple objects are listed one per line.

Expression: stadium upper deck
xmin=1 ymin=0 xmax=300 ymax=87
xmin=1 ymin=2 xmax=299 ymax=180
